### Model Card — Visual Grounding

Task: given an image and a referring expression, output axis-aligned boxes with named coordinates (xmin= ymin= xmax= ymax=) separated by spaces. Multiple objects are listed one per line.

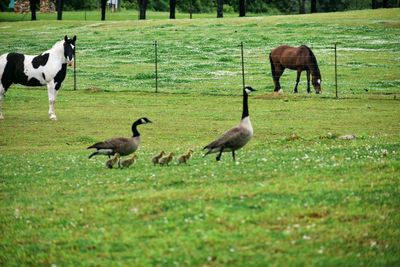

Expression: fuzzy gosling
xmin=105 ymin=153 xmax=120 ymax=169
xmin=159 ymin=152 xmax=174 ymax=166
xmin=121 ymin=154 xmax=138 ymax=169
xmin=152 ymin=151 xmax=165 ymax=166
xmin=178 ymin=149 xmax=194 ymax=165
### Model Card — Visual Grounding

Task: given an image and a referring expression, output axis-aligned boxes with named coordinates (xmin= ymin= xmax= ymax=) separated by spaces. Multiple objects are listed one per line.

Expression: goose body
xmin=88 ymin=117 xmax=152 ymax=159
xmin=203 ymin=86 xmax=255 ymax=161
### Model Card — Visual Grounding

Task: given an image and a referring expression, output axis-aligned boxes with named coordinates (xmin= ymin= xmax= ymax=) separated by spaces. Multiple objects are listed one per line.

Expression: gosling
xmin=105 ymin=153 xmax=120 ymax=169
xmin=151 ymin=151 xmax=165 ymax=166
xmin=121 ymin=154 xmax=138 ymax=169
xmin=159 ymin=152 xmax=174 ymax=166
xmin=177 ymin=149 xmax=194 ymax=165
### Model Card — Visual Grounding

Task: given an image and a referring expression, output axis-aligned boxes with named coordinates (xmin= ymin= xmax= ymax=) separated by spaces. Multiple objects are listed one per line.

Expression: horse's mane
xmin=52 ymin=40 xmax=64 ymax=49
xmin=302 ymin=45 xmax=321 ymax=78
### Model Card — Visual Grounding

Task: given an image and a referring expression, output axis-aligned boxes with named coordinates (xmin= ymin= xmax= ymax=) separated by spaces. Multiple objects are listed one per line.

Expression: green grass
xmin=1 ymin=9 xmax=400 ymax=266
xmin=0 ymin=8 xmax=399 ymax=95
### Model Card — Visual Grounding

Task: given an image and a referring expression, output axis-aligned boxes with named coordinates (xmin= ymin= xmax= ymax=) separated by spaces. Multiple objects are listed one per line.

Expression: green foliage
xmin=64 ymin=0 xmax=99 ymax=10
xmin=52 ymin=0 xmax=400 ymax=13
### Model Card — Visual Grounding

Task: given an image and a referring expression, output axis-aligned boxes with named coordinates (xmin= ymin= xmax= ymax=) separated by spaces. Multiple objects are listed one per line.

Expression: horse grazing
xmin=0 ymin=35 xmax=76 ymax=120
xmin=269 ymin=45 xmax=321 ymax=94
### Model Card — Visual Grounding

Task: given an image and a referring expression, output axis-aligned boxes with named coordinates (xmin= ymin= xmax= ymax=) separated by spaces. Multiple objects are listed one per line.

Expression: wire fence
xmin=68 ymin=40 xmax=400 ymax=97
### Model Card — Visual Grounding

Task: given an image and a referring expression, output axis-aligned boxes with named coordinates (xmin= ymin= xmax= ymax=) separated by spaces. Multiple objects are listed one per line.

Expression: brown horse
xmin=269 ymin=45 xmax=321 ymax=94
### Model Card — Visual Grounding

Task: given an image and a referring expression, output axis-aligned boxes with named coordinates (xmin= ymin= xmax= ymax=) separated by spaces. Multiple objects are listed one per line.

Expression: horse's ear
xmin=72 ymin=35 xmax=77 ymax=43
xmin=64 ymin=35 xmax=68 ymax=42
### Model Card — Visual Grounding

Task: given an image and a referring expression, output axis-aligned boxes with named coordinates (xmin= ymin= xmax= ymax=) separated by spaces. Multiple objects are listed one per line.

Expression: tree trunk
xmin=239 ymin=0 xmax=245 ymax=17
xmin=299 ymin=0 xmax=306 ymax=14
xmin=382 ymin=0 xmax=389 ymax=7
xmin=169 ymin=0 xmax=176 ymax=19
xmin=371 ymin=0 xmax=378 ymax=9
xmin=30 ymin=0 xmax=37 ymax=21
xmin=138 ymin=0 xmax=147 ymax=20
xmin=311 ymin=0 xmax=317 ymax=13
xmin=217 ymin=0 xmax=223 ymax=18
xmin=101 ymin=0 xmax=106 ymax=20
xmin=56 ymin=0 xmax=63 ymax=20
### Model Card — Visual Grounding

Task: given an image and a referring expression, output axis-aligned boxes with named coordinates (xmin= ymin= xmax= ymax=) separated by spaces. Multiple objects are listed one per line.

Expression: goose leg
xmin=232 ymin=150 xmax=236 ymax=161
xmin=216 ymin=147 xmax=224 ymax=161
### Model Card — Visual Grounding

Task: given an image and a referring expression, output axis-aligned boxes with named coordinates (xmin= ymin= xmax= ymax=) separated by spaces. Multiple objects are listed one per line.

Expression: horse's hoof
xmin=0 ymin=115 xmax=4 ymax=120
xmin=50 ymin=115 xmax=57 ymax=121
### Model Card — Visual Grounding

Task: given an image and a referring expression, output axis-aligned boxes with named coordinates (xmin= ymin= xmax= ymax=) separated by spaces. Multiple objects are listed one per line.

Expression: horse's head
xmin=312 ymin=76 xmax=322 ymax=94
xmin=63 ymin=35 xmax=76 ymax=66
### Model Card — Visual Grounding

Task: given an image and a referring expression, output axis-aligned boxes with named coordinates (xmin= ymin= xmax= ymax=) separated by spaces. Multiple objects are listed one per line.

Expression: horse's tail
xmin=303 ymin=45 xmax=321 ymax=78
xmin=269 ymin=52 xmax=276 ymax=78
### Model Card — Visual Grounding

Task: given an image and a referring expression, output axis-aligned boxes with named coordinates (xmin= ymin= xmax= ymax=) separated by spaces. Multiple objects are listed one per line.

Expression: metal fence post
xmin=155 ymin=40 xmax=158 ymax=93
xmin=74 ymin=43 xmax=76 ymax=90
xmin=334 ymin=43 xmax=338 ymax=98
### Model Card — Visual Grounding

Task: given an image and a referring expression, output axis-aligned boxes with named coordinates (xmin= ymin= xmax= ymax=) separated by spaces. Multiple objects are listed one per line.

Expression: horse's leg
xmin=306 ymin=70 xmax=311 ymax=93
xmin=0 ymin=85 xmax=5 ymax=120
xmin=274 ymin=66 xmax=284 ymax=92
xmin=47 ymin=81 xmax=58 ymax=120
xmin=294 ymin=70 xmax=301 ymax=93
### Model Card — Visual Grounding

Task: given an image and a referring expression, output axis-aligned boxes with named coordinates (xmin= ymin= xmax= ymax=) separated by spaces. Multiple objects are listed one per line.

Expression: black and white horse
xmin=0 ymin=35 xmax=76 ymax=120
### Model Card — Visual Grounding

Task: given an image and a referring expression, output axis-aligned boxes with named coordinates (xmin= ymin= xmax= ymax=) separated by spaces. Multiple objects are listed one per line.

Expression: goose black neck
xmin=242 ymin=90 xmax=249 ymax=119
xmin=131 ymin=121 xmax=141 ymax=137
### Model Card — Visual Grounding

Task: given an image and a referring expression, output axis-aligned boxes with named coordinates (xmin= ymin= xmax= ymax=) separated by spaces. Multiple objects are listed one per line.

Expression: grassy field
xmin=1 ymin=9 xmax=400 ymax=266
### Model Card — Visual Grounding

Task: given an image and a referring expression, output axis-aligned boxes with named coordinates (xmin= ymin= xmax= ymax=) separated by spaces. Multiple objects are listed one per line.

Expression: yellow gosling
xmin=105 ymin=153 xmax=120 ymax=169
xmin=152 ymin=150 xmax=165 ymax=166
xmin=121 ymin=154 xmax=138 ymax=169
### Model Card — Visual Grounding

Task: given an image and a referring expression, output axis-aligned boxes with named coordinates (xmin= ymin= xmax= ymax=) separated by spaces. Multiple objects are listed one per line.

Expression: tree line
xmin=1 ymin=0 xmax=398 ymax=20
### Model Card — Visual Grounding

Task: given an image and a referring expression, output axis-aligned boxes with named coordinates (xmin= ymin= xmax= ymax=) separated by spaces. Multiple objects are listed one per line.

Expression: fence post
xmin=334 ymin=43 xmax=338 ymax=98
xmin=241 ymin=42 xmax=245 ymax=89
xmin=73 ymin=43 xmax=76 ymax=90
xmin=154 ymin=40 xmax=158 ymax=93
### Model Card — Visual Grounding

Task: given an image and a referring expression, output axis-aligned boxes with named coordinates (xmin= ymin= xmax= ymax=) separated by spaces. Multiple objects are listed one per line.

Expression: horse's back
xmin=271 ymin=45 xmax=310 ymax=70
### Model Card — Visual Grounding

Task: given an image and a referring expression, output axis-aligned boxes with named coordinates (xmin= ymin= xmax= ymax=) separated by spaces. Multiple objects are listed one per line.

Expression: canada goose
xmin=159 ymin=152 xmax=174 ymax=166
xmin=88 ymin=117 xmax=152 ymax=159
xmin=151 ymin=151 xmax=165 ymax=165
xmin=178 ymin=149 xmax=194 ymax=165
xmin=105 ymin=153 xmax=120 ymax=169
xmin=121 ymin=154 xmax=138 ymax=169
xmin=203 ymin=86 xmax=256 ymax=161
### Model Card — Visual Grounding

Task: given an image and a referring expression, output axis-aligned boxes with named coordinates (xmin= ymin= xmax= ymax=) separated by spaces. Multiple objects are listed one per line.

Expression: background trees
xmin=5 ymin=0 xmax=399 ymax=19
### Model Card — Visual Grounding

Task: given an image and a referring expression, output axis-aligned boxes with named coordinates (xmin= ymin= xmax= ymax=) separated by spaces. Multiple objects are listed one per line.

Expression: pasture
xmin=1 ymin=8 xmax=400 ymax=266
